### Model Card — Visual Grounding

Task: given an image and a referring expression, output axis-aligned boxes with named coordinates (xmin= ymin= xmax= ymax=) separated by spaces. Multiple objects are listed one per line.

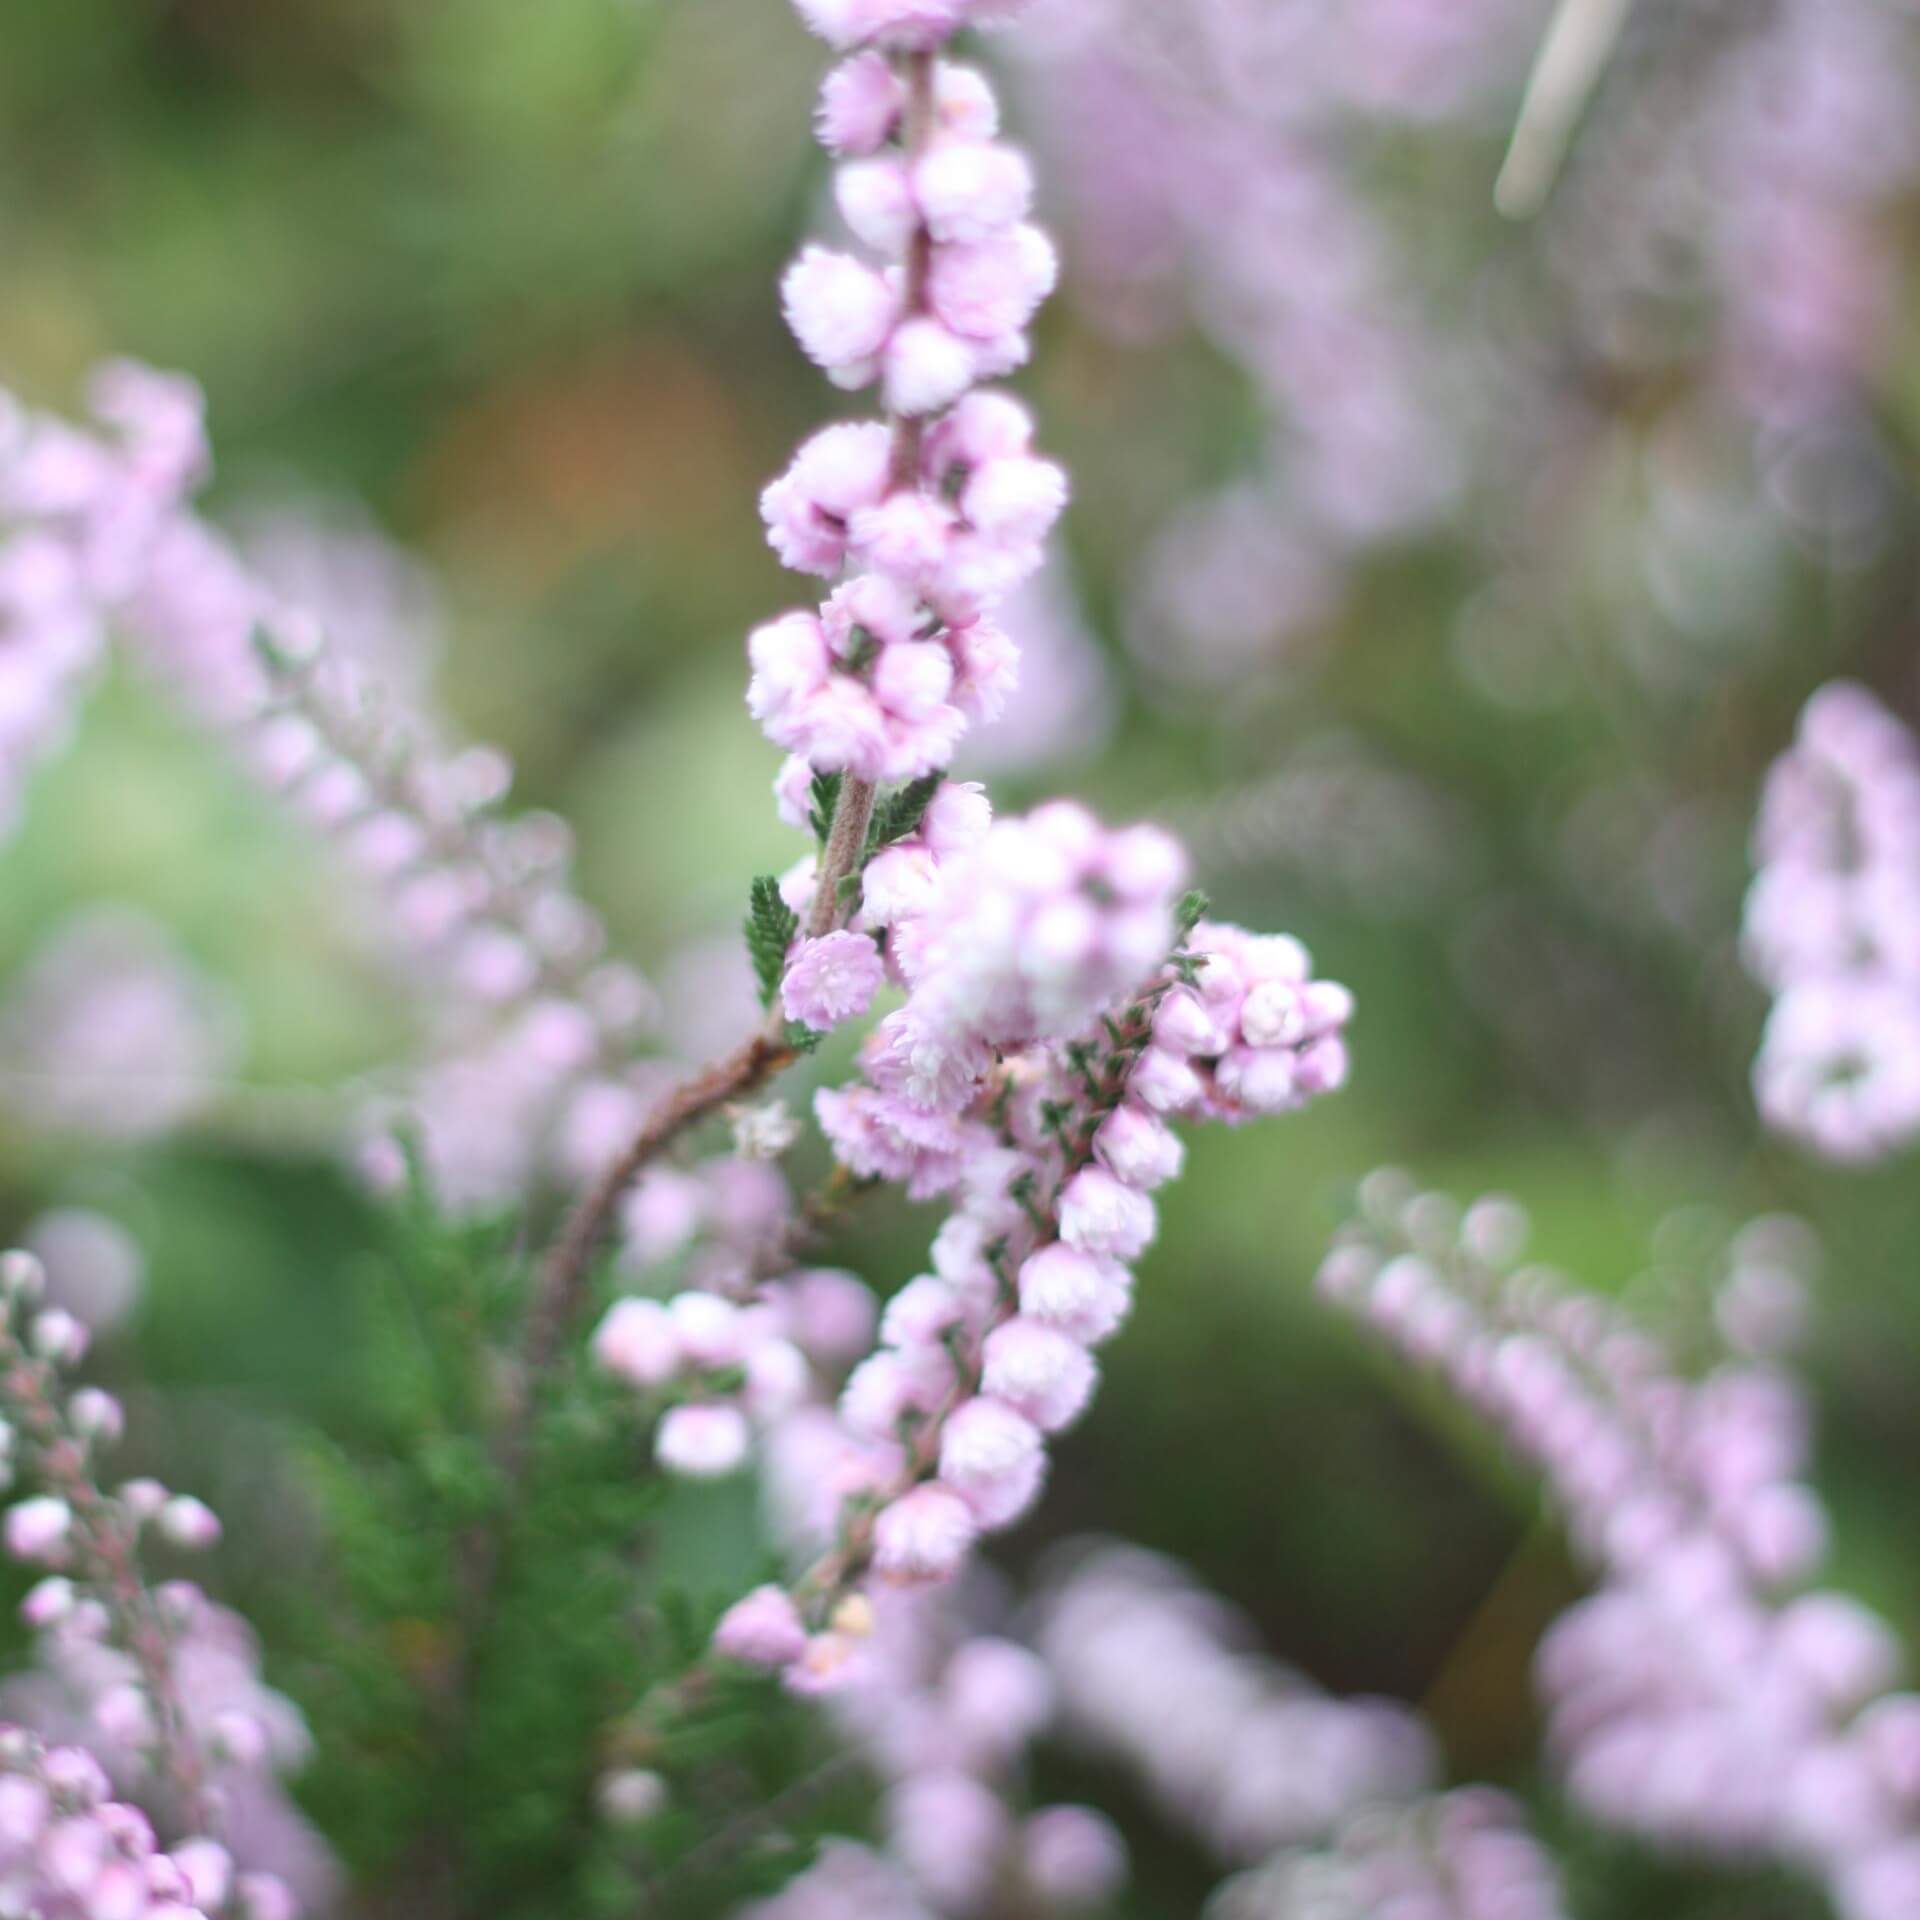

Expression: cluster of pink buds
xmin=0 ymin=1249 xmax=312 ymax=1918
xmin=713 ymin=879 xmax=1353 ymax=1675
xmin=0 ymin=1725 xmax=232 ymax=1920
xmin=592 ymin=1151 xmax=883 ymax=1482
xmin=1321 ymin=1181 xmax=1920 ymax=1919
xmin=736 ymin=1585 xmax=1125 ymax=1917
xmin=615 ymin=1156 xmax=803 ymax=1296
xmin=698 ymin=0 xmax=1358 ymax=1709
xmin=0 ymin=367 xmax=658 ymax=1214
xmin=1319 ymin=1185 xmax=1831 ymax=1584
xmin=1031 ymin=1543 xmax=1436 ymax=1866
xmin=1742 ymin=681 xmax=1920 ymax=1163
xmin=749 ymin=6 xmax=1062 ymax=790
xmin=1206 ymin=1788 xmax=1572 ymax=1920
xmin=1143 ymin=920 xmax=1354 ymax=1124
xmin=591 ymin=1288 xmax=815 ymax=1480
xmin=0 ymin=909 xmax=240 ymax=1148
xmin=0 ymin=365 xmax=204 ymax=846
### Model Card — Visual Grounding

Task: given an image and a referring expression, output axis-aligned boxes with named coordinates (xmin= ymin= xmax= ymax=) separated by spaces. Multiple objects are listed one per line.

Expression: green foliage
xmin=281 ymin=1197 xmax=521 ymax=1880
xmin=744 ymin=876 xmax=799 ymax=1010
xmin=272 ymin=1191 xmax=870 ymax=1918
xmin=864 ymin=772 xmax=942 ymax=856
xmin=807 ymin=770 xmax=842 ymax=845
xmin=453 ymin=1372 xmax=670 ymax=1915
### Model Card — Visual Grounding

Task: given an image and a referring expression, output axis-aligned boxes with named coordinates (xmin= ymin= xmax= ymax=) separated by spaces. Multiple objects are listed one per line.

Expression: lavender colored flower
xmin=1743 ymin=682 xmax=1920 ymax=1162
xmin=782 ymin=930 xmax=888 ymax=1033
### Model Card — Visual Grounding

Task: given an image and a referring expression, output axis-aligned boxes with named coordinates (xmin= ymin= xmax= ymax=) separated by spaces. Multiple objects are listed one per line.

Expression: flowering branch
xmin=512 ymin=21 xmax=1016 ymax=1428
xmin=0 ymin=1251 xmax=213 ymax=1841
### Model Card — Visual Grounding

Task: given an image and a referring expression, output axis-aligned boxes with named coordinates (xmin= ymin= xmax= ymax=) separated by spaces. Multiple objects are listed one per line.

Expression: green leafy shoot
xmin=865 ymin=773 xmax=942 ymax=858
xmin=808 ymin=770 xmax=843 ymax=845
xmin=745 ymin=876 xmax=799 ymax=1009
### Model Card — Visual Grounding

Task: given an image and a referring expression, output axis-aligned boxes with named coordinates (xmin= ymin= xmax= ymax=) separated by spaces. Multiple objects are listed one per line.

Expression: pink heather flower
xmin=782 ymin=930 xmax=887 ymax=1032
xmin=1058 ymin=1168 xmax=1157 ymax=1261
xmin=1130 ymin=1044 xmax=1204 ymax=1115
xmin=883 ymin=318 xmax=978 ymax=417
xmin=795 ymin=678 xmax=894 ymax=777
xmin=668 ymin=1289 xmax=745 ymax=1368
xmin=761 ymin=421 xmax=893 ymax=576
xmin=859 ymin=845 xmax=941 ymax=930
xmin=929 ymin=226 xmax=1059 ymax=342
xmin=938 ymin=1396 xmax=1043 ymax=1524
xmin=960 ymin=1442 xmax=1045 ymax=1528
xmin=817 ymin=52 xmax=906 ymax=155
xmin=980 ymin=1317 xmax=1096 ymax=1431
xmin=848 ymin=491 xmax=953 ymax=581
xmin=945 ymin=1635 xmax=1055 ymax=1755
xmin=946 ymin=616 xmax=1019 ymax=719
xmin=878 ymin=1273 xmax=971 ymax=1348
xmin=66 ymin=1386 xmax=124 ymax=1445
xmin=621 ymin=1168 xmax=706 ymax=1266
xmin=967 ymin=447 xmax=1075 ymax=545
xmin=781 ymin=247 xmax=899 ymax=381
xmin=1093 ymin=1102 xmax=1184 ymax=1189
xmin=4 ymin=1498 xmax=71 ymax=1564
xmin=1018 ymin=1243 xmax=1111 ymax=1325
xmin=889 ymin=1771 xmax=1010 ymax=1910
xmin=785 ymin=1631 xmax=869 ymax=1696
xmin=913 ymin=142 xmax=1035 ymax=244
xmin=871 ymin=1482 xmax=977 ymax=1583
xmin=591 ymin=1297 xmax=684 ymax=1388
xmin=925 ymin=388 xmax=1034 ymax=471
xmin=742 ymin=1337 xmax=811 ymax=1423
xmin=1214 ymin=1046 xmax=1301 ymax=1113
xmin=922 ymin=778 xmax=993 ymax=852
xmin=934 ymin=60 xmax=999 ymax=140
xmin=1775 ymin=1594 xmax=1904 ymax=1711
xmin=815 ymin=1084 xmax=989 ymax=1199
xmin=773 ymin=754 xmax=816 ymax=830
xmin=840 ymin=1343 xmax=956 ymax=1441
xmin=1021 ymin=1244 xmax=1132 ymax=1347
xmin=713 ymin=1584 xmax=809 ymax=1670
xmin=1020 ymin=1805 xmax=1128 ymax=1908
xmin=792 ymin=0 xmax=967 ymax=51
xmin=157 ymin=1494 xmax=222 ymax=1551
xmin=29 ymin=1309 xmax=88 ymax=1367
xmin=777 ymin=1267 xmax=880 ymax=1364
xmin=654 ymin=1402 xmax=753 ymax=1479
xmin=21 ymin=1578 xmax=76 ymax=1628
xmin=864 ymin=1006 xmax=993 ymax=1111
xmin=748 ymin=610 xmax=831 ymax=715
xmin=871 ymin=640 xmax=955 ymax=721
xmin=899 ymin=806 xmax=1186 ymax=1058
xmin=821 ymin=569 xmax=924 ymax=652
xmin=1860 ymin=1696 xmax=1920 ymax=1803
xmin=962 ymin=446 xmax=1068 ymax=544
xmin=836 ymin=157 xmax=917 ymax=254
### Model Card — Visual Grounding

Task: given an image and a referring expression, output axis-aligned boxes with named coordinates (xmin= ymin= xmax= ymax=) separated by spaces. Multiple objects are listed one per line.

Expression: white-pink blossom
xmin=783 ymin=930 xmax=887 ymax=1033
xmin=871 ymin=1483 xmax=977 ymax=1583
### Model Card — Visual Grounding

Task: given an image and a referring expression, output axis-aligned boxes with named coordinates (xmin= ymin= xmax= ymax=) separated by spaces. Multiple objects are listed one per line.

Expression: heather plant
xmin=0 ymin=2 xmax=1917 ymax=1919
